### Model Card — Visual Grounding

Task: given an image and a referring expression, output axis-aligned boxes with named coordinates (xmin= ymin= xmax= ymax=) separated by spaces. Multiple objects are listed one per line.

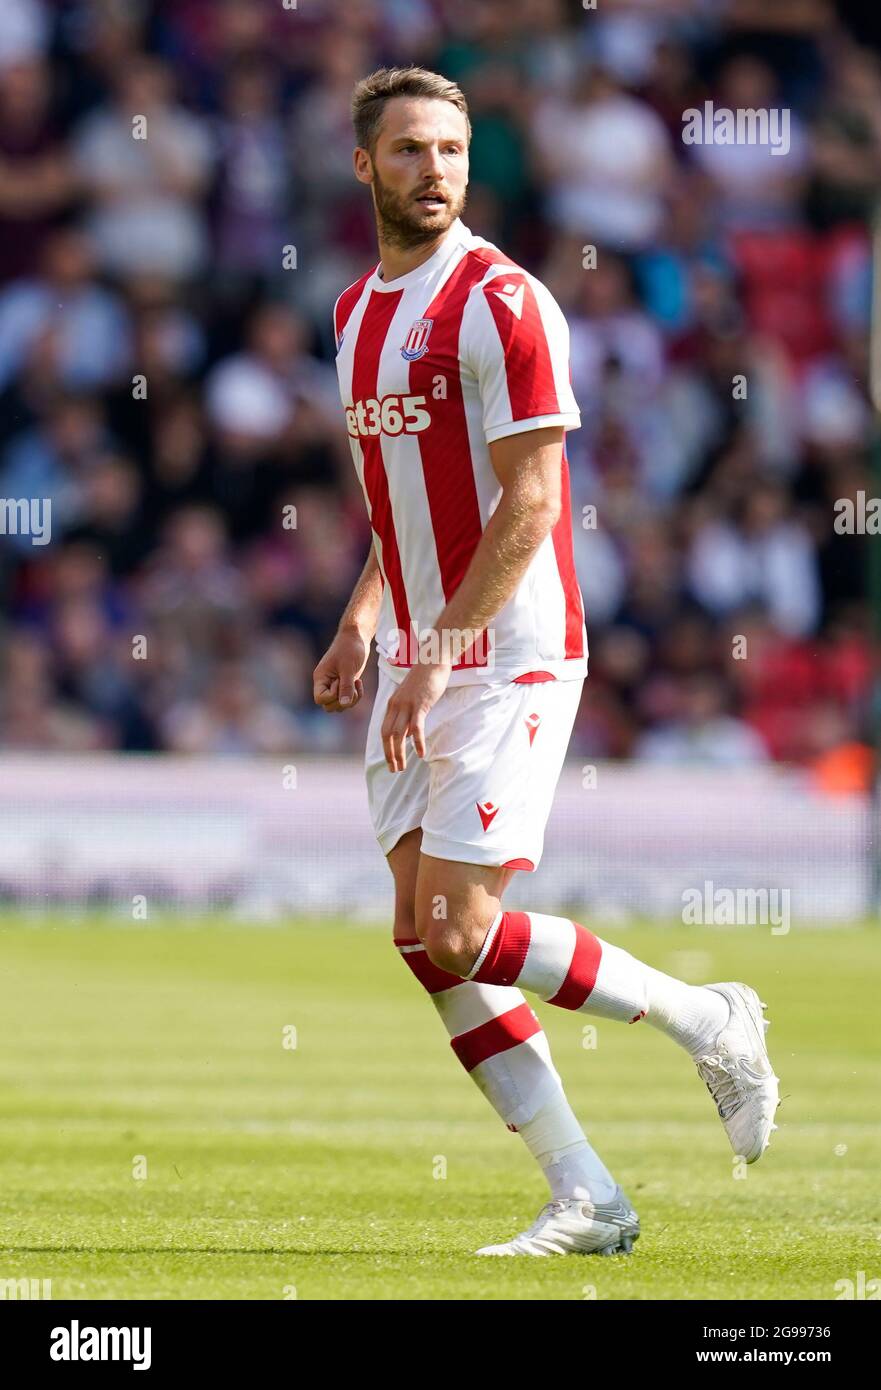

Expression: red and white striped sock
xmin=465 ymin=911 xmax=728 ymax=1050
xmin=516 ymin=1092 xmax=618 ymax=1203
xmin=395 ymin=937 xmax=617 ymax=1200
xmin=395 ymin=935 xmax=562 ymax=1127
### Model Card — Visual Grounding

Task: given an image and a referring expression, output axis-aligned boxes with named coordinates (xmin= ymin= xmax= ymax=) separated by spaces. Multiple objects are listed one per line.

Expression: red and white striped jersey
xmin=333 ymin=218 xmax=587 ymax=685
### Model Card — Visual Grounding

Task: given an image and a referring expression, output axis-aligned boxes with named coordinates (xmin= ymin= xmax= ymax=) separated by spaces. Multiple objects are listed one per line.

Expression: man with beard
xmin=313 ymin=66 xmax=779 ymax=1256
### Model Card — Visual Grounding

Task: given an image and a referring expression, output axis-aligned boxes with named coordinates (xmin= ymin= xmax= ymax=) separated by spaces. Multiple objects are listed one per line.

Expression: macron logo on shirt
xmin=488 ymin=281 xmax=525 ymax=320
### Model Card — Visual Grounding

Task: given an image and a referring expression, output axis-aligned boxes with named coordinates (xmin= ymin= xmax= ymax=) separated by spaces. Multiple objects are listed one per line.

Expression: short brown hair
xmin=351 ymin=66 xmax=471 ymax=157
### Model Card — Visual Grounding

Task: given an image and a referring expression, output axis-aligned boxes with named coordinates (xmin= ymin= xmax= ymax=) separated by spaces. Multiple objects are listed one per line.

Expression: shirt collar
xmin=370 ymin=218 xmax=470 ymax=292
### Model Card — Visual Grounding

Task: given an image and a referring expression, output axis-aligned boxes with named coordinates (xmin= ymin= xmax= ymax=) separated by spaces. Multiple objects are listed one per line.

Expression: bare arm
xmin=338 ymin=539 xmax=383 ymax=639
xmin=380 ymin=425 xmax=565 ymax=770
xmin=313 ymin=539 xmax=383 ymax=712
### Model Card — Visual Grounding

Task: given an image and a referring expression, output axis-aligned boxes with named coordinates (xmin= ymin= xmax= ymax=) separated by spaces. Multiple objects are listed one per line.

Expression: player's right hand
xmin=313 ymin=630 xmax=368 ymax=713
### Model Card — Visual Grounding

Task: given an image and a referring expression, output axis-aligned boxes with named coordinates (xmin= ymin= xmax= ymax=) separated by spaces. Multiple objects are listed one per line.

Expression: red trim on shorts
xmin=502 ymin=857 xmax=535 ymax=871
xmin=512 ymin=670 xmax=557 ymax=683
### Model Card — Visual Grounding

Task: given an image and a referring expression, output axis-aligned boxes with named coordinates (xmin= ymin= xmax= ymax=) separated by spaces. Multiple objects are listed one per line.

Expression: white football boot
xmin=694 ymin=982 xmax=780 ymax=1163
xmin=475 ymin=1186 xmax=639 ymax=1257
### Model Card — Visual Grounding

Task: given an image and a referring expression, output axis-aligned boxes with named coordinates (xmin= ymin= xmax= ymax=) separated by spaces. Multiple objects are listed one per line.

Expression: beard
xmin=372 ymin=168 xmax=467 ymax=250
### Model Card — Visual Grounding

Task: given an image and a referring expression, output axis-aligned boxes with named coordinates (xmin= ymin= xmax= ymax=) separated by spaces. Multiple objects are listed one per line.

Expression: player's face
xmin=358 ymin=97 xmax=469 ymax=247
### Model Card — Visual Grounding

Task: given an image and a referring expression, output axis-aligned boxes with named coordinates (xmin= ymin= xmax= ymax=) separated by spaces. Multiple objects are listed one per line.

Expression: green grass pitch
xmin=1 ymin=913 xmax=878 ymax=1300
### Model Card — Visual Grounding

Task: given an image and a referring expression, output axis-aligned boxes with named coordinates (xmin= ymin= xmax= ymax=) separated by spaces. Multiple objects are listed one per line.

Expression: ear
xmin=353 ymin=147 xmax=374 ymax=186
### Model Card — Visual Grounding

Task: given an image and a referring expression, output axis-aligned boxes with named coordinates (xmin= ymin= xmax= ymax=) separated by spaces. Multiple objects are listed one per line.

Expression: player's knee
xmin=422 ymin=925 xmax=469 ymax=976
xmin=421 ymin=918 xmax=484 ymax=977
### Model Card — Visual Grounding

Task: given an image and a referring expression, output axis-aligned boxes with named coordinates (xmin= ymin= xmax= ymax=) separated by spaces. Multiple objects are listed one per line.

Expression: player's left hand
xmin=381 ymin=659 xmax=452 ymax=772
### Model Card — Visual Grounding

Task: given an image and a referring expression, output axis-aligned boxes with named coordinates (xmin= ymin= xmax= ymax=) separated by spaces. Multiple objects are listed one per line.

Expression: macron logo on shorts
xmin=525 ymin=712 xmax=541 ymax=746
xmin=477 ymin=801 xmax=500 ymax=832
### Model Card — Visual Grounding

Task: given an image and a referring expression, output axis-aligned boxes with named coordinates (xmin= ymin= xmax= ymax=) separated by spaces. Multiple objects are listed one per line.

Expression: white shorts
xmin=364 ymin=669 xmax=583 ymax=870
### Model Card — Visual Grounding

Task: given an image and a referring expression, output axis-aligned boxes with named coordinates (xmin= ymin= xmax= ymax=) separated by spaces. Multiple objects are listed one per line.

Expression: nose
xmin=420 ymin=143 xmax=445 ymax=183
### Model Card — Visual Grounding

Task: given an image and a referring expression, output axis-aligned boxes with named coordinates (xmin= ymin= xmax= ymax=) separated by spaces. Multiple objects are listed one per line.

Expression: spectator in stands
xmin=0 ymin=228 xmax=131 ymax=392
xmin=72 ymin=55 xmax=214 ymax=279
xmin=634 ymin=673 xmax=770 ymax=765
xmin=530 ymin=63 xmax=674 ymax=250
xmin=0 ymin=52 xmax=76 ymax=281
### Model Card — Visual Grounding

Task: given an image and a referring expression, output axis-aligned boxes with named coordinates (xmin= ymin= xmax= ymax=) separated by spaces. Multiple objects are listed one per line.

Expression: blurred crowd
xmin=0 ymin=0 xmax=877 ymax=780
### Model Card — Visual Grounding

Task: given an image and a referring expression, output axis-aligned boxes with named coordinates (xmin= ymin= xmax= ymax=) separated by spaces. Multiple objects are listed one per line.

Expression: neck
xmin=377 ymin=222 xmax=456 ymax=283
